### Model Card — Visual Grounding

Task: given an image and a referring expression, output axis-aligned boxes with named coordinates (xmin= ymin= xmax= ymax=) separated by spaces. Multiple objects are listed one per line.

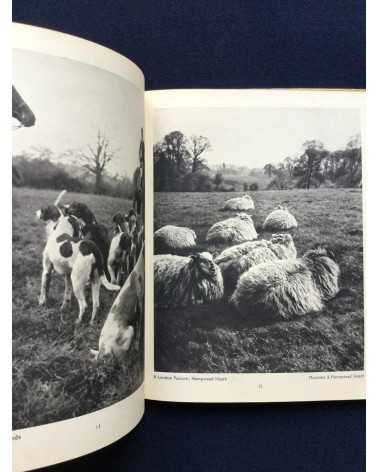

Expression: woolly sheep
xmin=222 ymin=194 xmax=255 ymax=211
xmin=206 ymin=213 xmax=258 ymax=246
xmin=215 ymin=233 xmax=297 ymax=294
xmin=231 ymin=247 xmax=340 ymax=320
xmin=154 ymin=225 xmax=197 ymax=253
xmin=154 ymin=252 xmax=224 ymax=308
xmin=263 ymin=206 xmax=298 ymax=231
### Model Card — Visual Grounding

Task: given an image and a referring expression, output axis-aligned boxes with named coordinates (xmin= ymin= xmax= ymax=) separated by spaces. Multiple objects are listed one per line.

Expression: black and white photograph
xmin=153 ymin=105 xmax=364 ymax=374
xmin=12 ymin=48 xmax=144 ymax=430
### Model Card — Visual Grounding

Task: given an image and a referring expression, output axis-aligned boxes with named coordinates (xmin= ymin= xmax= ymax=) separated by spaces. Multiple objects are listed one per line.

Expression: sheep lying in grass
xmin=263 ymin=206 xmax=298 ymax=231
xmin=221 ymin=194 xmax=255 ymax=211
xmin=216 ymin=233 xmax=297 ymax=294
xmin=154 ymin=252 xmax=224 ymax=308
xmin=206 ymin=213 xmax=258 ymax=246
xmin=154 ymin=225 xmax=197 ymax=253
xmin=230 ymin=247 xmax=340 ymax=320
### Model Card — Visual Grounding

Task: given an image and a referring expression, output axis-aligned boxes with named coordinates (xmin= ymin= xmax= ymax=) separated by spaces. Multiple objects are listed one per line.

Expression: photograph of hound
xmin=13 ymin=47 xmax=145 ymax=430
xmin=36 ymin=197 xmax=120 ymax=324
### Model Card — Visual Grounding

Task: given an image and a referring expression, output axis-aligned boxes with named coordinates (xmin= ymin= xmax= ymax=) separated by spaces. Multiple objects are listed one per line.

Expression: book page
xmin=144 ymin=89 xmax=365 ymax=403
xmin=12 ymin=24 xmax=145 ymax=471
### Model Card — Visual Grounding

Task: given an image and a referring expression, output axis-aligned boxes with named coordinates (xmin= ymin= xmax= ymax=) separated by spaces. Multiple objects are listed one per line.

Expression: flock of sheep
xmin=154 ymin=194 xmax=340 ymax=321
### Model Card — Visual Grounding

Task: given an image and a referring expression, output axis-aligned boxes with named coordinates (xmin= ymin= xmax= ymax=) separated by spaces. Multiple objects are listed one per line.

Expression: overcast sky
xmin=154 ymin=106 xmax=361 ymax=168
xmin=13 ymin=49 xmax=144 ymax=178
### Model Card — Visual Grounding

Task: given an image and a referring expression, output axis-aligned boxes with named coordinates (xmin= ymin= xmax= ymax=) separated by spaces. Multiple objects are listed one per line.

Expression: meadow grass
xmin=12 ymin=187 xmax=144 ymax=430
xmin=154 ymin=188 xmax=364 ymax=373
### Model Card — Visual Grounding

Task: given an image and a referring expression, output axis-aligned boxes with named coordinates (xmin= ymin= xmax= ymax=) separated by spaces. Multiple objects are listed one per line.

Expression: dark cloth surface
xmin=13 ymin=2 xmax=365 ymax=471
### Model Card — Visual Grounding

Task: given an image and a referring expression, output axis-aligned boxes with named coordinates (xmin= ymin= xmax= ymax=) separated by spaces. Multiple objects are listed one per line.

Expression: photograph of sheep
xmin=12 ymin=49 xmax=144 ymax=429
xmin=153 ymin=105 xmax=364 ymax=374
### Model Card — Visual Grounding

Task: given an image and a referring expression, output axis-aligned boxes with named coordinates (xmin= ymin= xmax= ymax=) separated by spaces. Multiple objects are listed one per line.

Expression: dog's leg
xmin=116 ymin=267 xmax=123 ymax=286
xmin=72 ymin=275 xmax=87 ymax=324
xmin=75 ymin=288 xmax=87 ymax=324
xmin=90 ymin=272 xmax=101 ymax=325
xmin=126 ymin=253 xmax=131 ymax=278
xmin=72 ymin=253 xmax=93 ymax=324
xmin=108 ymin=263 xmax=117 ymax=285
xmin=124 ymin=252 xmax=130 ymax=281
xmin=39 ymin=251 xmax=53 ymax=306
xmin=61 ymin=274 xmax=72 ymax=310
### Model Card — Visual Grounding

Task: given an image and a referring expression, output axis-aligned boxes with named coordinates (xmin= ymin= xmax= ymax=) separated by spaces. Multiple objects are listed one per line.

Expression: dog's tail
xmin=78 ymin=240 xmax=120 ymax=291
xmin=54 ymin=189 xmax=67 ymax=206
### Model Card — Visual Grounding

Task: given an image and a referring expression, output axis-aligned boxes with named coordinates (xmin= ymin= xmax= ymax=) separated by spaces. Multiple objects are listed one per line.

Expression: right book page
xmin=144 ymin=89 xmax=365 ymax=403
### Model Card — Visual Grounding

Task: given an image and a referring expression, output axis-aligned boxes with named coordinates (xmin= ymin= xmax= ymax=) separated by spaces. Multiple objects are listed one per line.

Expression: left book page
xmin=12 ymin=24 xmax=145 ymax=471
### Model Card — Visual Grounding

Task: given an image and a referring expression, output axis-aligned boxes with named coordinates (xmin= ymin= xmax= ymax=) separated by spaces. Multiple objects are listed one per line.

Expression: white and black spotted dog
xmin=108 ymin=210 xmax=143 ymax=285
xmin=64 ymin=201 xmax=111 ymax=280
xmin=107 ymin=231 xmax=133 ymax=285
xmin=36 ymin=203 xmax=120 ymax=324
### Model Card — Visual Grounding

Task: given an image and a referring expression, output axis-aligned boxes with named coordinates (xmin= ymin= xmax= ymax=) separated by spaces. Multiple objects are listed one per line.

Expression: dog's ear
xmin=39 ymin=205 xmax=61 ymax=222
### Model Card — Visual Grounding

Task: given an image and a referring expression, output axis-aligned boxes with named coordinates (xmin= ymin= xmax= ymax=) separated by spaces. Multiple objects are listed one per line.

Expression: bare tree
xmin=77 ymin=130 xmax=118 ymax=193
xmin=188 ymin=135 xmax=211 ymax=173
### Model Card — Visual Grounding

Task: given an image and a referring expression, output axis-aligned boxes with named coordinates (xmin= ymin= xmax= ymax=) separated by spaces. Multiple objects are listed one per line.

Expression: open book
xmin=12 ymin=23 xmax=365 ymax=471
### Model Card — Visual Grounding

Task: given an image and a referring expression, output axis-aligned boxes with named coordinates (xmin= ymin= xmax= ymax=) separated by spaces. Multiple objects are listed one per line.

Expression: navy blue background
xmin=13 ymin=1 xmax=365 ymax=471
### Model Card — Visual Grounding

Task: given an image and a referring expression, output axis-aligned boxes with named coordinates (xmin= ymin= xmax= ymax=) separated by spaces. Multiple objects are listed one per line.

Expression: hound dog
xmin=110 ymin=208 xmax=145 ymax=279
xmin=109 ymin=211 xmax=144 ymax=284
xmin=107 ymin=231 xmax=133 ymax=285
xmin=112 ymin=209 xmax=137 ymax=235
xmin=65 ymin=201 xmax=111 ymax=279
xmin=112 ymin=212 xmax=128 ymax=233
xmin=37 ymin=206 xmax=120 ymax=324
xmin=91 ymin=245 xmax=144 ymax=360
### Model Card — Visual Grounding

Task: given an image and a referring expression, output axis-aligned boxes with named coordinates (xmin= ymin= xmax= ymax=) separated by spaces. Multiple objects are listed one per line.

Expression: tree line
xmin=154 ymin=131 xmax=362 ymax=192
xmin=154 ymin=131 xmax=223 ymax=192
xmin=12 ymin=129 xmax=138 ymax=199
xmin=264 ymin=135 xmax=362 ymax=190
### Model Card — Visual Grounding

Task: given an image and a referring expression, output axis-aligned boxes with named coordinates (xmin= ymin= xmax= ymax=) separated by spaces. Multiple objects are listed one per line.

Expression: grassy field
xmin=12 ymin=187 xmax=144 ymax=430
xmin=154 ymin=189 xmax=364 ymax=374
